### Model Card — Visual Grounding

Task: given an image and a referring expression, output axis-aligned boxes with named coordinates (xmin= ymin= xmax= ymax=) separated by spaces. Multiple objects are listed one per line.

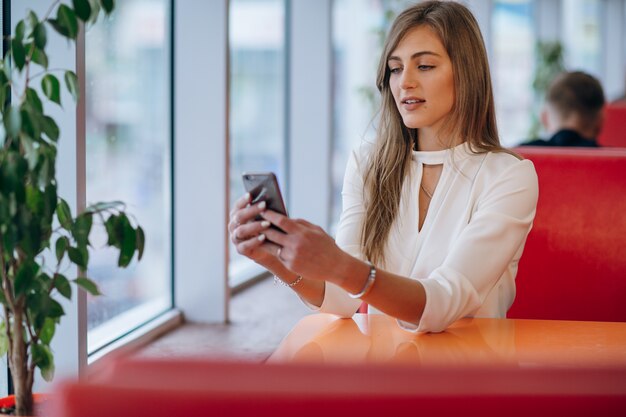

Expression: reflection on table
xmin=268 ymin=313 xmax=626 ymax=368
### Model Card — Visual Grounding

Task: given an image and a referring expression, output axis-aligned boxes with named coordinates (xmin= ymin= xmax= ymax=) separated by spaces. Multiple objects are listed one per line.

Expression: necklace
xmin=420 ymin=182 xmax=433 ymax=199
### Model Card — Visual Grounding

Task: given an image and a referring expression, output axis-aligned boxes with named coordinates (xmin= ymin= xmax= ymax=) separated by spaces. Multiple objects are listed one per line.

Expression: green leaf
xmin=40 ymin=318 xmax=56 ymax=345
xmin=54 ymin=273 xmax=72 ymax=300
xmin=21 ymin=107 xmax=41 ymax=140
xmin=15 ymin=260 xmax=39 ymax=297
xmin=32 ymin=343 xmax=55 ymax=382
xmin=87 ymin=0 xmax=102 ymax=24
xmin=42 ymin=74 xmax=61 ymax=105
xmin=52 ymin=5 xmax=79 ymax=39
xmin=41 ymin=115 xmax=60 ymax=142
xmin=11 ymin=38 xmax=26 ymax=70
xmin=136 ymin=226 xmax=145 ymax=261
xmin=4 ymin=105 xmax=22 ymax=138
xmin=26 ymin=184 xmax=43 ymax=212
xmin=33 ymin=23 xmax=47 ymax=49
xmin=37 ymin=150 xmax=56 ymax=188
xmin=100 ymin=0 xmax=115 ymax=15
xmin=22 ymin=136 xmax=39 ymax=170
xmin=41 ymin=362 xmax=55 ymax=382
xmin=67 ymin=247 xmax=86 ymax=269
xmin=73 ymin=0 xmax=93 ymax=21
xmin=72 ymin=213 xmax=93 ymax=247
xmin=44 ymin=184 xmax=58 ymax=220
xmin=86 ymin=201 xmax=124 ymax=213
xmin=74 ymin=277 xmax=101 ymax=296
xmin=15 ymin=20 xmax=26 ymax=41
xmin=25 ymin=87 xmax=44 ymax=113
xmin=105 ymin=215 xmax=120 ymax=247
xmin=118 ymin=215 xmax=136 ymax=267
xmin=64 ymin=71 xmax=79 ymax=102
xmin=36 ymin=273 xmax=52 ymax=292
xmin=26 ymin=11 xmax=39 ymax=35
xmin=31 ymin=46 xmax=49 ymax=69
xmin=56 ymin=199 xmax=72 ymax=230
xmin=47 ymin=298 xmax=65 ymax=319
xmin=55 ymin=236 xmax=69 ymax=263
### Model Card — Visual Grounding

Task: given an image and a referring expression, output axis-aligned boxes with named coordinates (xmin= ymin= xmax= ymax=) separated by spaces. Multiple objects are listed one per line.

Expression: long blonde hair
xmin=361 ymin=1 xmax=506 ymax=267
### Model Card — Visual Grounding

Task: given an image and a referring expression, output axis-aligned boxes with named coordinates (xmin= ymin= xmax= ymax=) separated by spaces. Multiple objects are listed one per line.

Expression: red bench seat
xmin=509 ymin=147 xmax=626 ymax=321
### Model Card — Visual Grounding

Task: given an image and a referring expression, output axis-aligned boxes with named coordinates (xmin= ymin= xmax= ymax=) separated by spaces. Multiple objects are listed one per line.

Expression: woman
xmin=228 ymin=1 xmax=538 ymax=333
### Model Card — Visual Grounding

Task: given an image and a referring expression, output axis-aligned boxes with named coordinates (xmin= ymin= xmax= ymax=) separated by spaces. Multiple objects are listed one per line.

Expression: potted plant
xmin=527 ymin=40 xmax=565 ymax=138
xmin=0 ymin=0 xmax=144 ymax=415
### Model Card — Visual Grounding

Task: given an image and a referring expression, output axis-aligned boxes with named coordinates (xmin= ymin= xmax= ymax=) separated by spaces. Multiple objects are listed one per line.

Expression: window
xmin=228 ymin=0 xmax=286 ymax=286
xmin=331 ymin=0 xmax=412 ymax=230
xmin=562 ymin=0 xmax=602 ymax=77
xmin=492 ymin=0 xmax=535 ymax=146
xmin=85 ymin=0 xmax=172 ymax=352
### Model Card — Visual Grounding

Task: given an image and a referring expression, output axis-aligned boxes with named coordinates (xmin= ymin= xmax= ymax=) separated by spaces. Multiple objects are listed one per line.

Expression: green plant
xmin=528 ymin=40 xmax=565 ymax=138
xmin=0 ymin=1 xmax=144 ymax=415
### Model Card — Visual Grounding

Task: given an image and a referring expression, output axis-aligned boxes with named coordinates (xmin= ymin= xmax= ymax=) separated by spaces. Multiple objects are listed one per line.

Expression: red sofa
xmin=598 ymin=104 xmax=626 ymax=148
xmin=49 ymin=358 xmax=626 ymax=417
xmin=508 ymin=147 xmax=626 ymax=321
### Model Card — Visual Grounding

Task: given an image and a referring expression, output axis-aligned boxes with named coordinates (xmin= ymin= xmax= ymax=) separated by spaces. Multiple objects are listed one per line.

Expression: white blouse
xmin=317 ymin=141 xmax=538 ymax=333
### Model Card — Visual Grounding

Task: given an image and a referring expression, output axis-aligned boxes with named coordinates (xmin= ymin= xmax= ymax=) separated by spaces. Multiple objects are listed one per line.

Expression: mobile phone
xmin=242 ymin=172 xmax=288 ymax=217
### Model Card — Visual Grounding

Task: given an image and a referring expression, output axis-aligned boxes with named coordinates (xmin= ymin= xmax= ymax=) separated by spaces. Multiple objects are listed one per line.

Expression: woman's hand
xmin=228 ymin=193 xmax=279 ymax=266
xmin=260 ymin=210 xmax=350 ymax=283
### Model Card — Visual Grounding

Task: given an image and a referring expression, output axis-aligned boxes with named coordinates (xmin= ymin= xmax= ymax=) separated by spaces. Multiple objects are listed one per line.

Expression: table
xmin=269 ymin=313 xmax=626 ymax=368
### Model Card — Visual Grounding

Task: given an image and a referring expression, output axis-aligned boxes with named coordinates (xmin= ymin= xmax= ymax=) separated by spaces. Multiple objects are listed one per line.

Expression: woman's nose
xmin=400 ymin=68 xmax=417 ymax=90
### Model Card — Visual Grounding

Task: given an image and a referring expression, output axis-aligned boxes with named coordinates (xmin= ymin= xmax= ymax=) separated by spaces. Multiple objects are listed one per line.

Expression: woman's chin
xmin=402 ymin=119 xmax=424 ymax=129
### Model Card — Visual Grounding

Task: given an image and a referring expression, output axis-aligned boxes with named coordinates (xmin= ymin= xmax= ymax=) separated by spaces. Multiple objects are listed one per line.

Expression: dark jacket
xmin=521 ymin=129 xmax=599 ymax=147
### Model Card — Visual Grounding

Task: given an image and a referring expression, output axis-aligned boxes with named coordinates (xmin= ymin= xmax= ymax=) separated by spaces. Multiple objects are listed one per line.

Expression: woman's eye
xmin=418 ymin=65 xmax=435 ymax=71
xmin=389 ymin=67 xmax=402 ymax=74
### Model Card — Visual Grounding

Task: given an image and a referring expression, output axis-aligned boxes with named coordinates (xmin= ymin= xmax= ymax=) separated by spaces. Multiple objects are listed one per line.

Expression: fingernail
xmin=258 ymin=234 xmax=266 ymax=241
xmin=261 ymin=221 xmax=270 ymax=228
xmin=245 ymin=192 xmax=251 ymax=200
xmin=259 ymin=201 xmax=267 ymax=210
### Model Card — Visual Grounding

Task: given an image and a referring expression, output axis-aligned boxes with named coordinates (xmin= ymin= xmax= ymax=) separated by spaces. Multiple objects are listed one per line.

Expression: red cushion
xmin=48 ymin=358 xmax=626 ymax=417
xmin=598 ymin=104 xmax=626 ymax=148
xmin=509 ymin=147 xmax=626 ymax=321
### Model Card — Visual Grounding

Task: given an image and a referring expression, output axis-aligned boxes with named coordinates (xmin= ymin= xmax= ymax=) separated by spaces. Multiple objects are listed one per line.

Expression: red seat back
xmin=598 ymin=104 xmax=626 ymax=148
xmin=509 ymin=147 xmax=626 ymax=321
xmin=49 ymin=358 xmax=626 ymax=417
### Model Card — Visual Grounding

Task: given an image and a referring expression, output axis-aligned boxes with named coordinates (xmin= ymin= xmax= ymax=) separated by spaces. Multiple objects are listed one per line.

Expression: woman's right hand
xmin=228 ymin=193 xmax=277 ymax=266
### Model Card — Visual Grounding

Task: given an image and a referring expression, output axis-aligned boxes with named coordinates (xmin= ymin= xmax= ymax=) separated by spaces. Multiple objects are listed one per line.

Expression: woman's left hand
xmin=261 ymin=210 xmax=347 ymax=282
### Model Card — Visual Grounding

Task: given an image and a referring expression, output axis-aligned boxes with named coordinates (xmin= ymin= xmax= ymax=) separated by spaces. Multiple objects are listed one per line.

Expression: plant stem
xmin=0 ymin=240 xmax=16 ymax=311
xmin=10 ymin=307 xmax=34 ymax=416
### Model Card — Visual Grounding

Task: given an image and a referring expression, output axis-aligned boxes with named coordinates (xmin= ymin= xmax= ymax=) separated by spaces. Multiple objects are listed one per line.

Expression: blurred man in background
xmin=522 ymin=71 xmax=605 ymax=147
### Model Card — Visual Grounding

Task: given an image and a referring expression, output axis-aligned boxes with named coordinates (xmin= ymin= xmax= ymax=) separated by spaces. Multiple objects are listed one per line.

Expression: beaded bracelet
xmin=348 ymin=262 xmax=377 ymax=299
xmin=274 ymin=274 xmax=303 ymax=288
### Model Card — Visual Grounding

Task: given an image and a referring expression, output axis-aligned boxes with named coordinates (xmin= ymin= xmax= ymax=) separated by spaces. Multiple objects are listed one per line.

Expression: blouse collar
xmin=411 ymin=141 xmax=473 ymax=165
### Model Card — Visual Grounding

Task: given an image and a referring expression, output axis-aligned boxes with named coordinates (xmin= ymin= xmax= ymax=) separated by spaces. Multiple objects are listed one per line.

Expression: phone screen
xmin=242 ymin=172 xmax=288 ymax=216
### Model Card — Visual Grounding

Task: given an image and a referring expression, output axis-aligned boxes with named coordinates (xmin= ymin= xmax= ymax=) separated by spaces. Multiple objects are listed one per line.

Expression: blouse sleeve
xmin=313 ymin=149 xmax=365 ymax=317
xmin=406 ymin=158 xmax=539 ymax=333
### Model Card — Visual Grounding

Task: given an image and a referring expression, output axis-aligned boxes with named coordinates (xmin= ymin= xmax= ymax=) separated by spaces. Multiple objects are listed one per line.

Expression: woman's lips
xmin=401 ymin=97 xmax=425 ymax=111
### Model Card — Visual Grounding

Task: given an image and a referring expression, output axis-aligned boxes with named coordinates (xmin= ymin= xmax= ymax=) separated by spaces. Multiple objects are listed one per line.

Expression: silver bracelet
xmin=273 ymin=274 xmax=303 ymax=288
xmin=348 ymin=262 xmax=376 ymax=299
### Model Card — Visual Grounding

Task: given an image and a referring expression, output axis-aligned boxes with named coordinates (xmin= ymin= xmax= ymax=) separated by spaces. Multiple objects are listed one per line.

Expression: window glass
xmin=492 ymin=0 xmax=535 ymax=145
xmin=331 ymin=0 xmax=413 ymax=231
xmin=562 ymin=0 xmax=601 ymax=77
xmin=85 ymin=0 xmax=172 ymax=352
xmin=228 ymin=0 xmax=286 ymax=286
